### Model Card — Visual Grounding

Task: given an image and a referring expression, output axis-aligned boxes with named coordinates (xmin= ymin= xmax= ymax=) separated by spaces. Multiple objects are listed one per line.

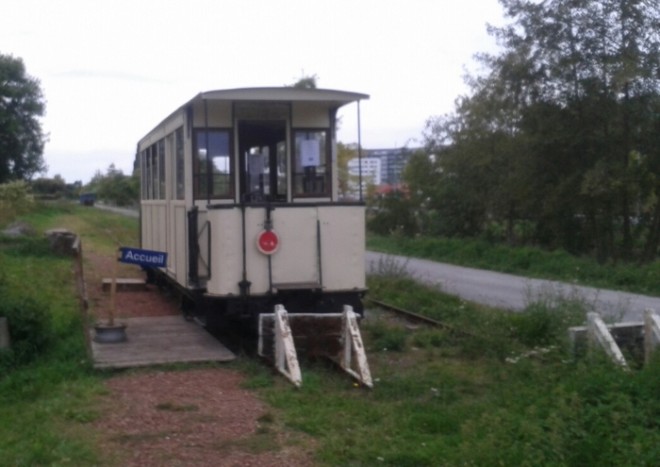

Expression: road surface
xmin=365 ymin=251 xmax=660 ymax=322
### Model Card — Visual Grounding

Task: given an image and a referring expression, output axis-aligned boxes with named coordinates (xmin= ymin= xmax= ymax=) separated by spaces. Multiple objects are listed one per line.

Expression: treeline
xmin=371 ymin=0 xmax=660 ymax=263
xmin=84 ymin=164 xmax=139 ymax=207
xmin=19 ymin=165 xmax=138 ymax=207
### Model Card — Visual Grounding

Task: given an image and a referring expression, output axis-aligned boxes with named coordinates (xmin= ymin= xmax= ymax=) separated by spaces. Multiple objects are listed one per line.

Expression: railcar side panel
xmin=269 ymin=207 xmax=319 ymax=287
xmin=317 ymin=205 xmax=366 ymax=291
xmin=141 ymin=203 xmax=168 ymax=260
xmin=170 ymin=203 xmax=187 ymax=281
xmin=206 ymin=208 xmax=244 ymax=295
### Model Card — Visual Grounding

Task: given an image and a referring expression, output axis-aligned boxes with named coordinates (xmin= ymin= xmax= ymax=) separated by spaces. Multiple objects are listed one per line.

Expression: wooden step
xmin=102 ymin=278 xmax=147 ymax=292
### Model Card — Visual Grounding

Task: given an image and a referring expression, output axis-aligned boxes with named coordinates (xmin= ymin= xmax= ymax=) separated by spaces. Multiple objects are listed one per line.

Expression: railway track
xmin=366 ymin=298 xmax=479 ymax=339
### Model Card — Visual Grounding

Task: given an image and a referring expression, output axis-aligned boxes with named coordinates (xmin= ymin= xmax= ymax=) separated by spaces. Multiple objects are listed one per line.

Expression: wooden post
xmin=109 ymin=248 xmax=119 ymax=326
xmin=0 ymin=317 xmax=10 ymax=349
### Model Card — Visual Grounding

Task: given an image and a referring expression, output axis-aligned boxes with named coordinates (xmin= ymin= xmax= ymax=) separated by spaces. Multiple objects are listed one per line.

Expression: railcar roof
xmin=195 ymin=87 xmax=369 ymax=105
xmin=139 ymin=87 xmax=368 ymax=143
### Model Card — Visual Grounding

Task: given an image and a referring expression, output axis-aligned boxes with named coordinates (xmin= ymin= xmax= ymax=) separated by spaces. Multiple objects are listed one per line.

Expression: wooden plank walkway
xmin=90 ymin=315 xmax=235 ymax=369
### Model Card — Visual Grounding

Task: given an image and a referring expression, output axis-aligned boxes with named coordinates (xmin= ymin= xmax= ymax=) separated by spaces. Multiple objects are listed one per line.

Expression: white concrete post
xmin=587 ymin=312 xmax=628 ymax=369
xmin=644 ymin=309 xmax=660 ymax=365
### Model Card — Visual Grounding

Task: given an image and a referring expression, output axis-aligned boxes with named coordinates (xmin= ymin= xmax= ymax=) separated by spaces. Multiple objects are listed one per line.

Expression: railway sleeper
xmin=258 ymin=304 xmax=373 ymax=388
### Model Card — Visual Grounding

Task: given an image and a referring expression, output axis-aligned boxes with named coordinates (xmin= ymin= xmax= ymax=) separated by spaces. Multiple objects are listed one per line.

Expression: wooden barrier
xmin=259 ymin=305 xmax=372 ymax=388
xmin=569 ymin=309 xmax=659 ymax=368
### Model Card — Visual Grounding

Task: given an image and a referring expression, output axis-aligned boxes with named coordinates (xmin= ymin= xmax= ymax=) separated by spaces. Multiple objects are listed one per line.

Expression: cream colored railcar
xmin=137 ymin=88 xmax=368 ymax=327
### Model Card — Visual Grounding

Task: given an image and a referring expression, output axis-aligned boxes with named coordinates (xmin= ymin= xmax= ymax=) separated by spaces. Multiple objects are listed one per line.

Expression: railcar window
xmin=175 ymin=127 xmax=184 ymax=199
xmin=194 ymin=130 xmax=232 ymax=199
xmin=276 ymin=141 xmax=287 ymax=197
xmin=141 ymin=149 xmax=149 ymax=200
xmin=158 ymin=140 xmax=166 ymax=200
xmin=149 ymin=144 xmax=157 ymax=199
xmin=293 ymin=130 xmax=329 ymax=197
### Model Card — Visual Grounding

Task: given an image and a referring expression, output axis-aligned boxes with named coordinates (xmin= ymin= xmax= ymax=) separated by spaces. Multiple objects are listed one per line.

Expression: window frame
xmin=193 ymin=128 xmax=233 ymax=201
xmin=292 ymin=129 xmax=331 ymax=198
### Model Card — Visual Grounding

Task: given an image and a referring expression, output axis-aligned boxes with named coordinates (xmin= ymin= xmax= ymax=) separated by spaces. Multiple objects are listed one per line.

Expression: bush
xmin=510 ymin=292 xmax=588 ymax=347
xmin=0 ymin=181 xmax=34 ymax=227
xmin=0 ymin=277 xmax=53 ymax=371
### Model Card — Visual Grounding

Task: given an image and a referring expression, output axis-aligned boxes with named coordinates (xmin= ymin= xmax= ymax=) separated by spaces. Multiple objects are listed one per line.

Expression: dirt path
xmin=84 ymin=250 xmax=316 ymax=466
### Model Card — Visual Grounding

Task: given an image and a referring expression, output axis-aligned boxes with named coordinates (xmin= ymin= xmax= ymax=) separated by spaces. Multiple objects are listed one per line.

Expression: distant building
xmin=347 ymin=147 xmax=418 ymax=196
xmin=363 ymin=147 xmax=417 ymax=185
xmin=347 ymin=157 xmax=381 ymax=196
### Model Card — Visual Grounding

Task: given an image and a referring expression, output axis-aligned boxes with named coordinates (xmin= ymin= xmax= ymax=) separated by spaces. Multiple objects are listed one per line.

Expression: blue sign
xmin=119 ymin=247 xmax=167 ymax=268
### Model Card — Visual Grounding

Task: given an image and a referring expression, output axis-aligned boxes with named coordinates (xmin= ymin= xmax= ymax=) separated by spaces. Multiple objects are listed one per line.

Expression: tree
xmin=85 ymin=164 xmax=139 ymax=207
xmin=0 ymin=54 xmax=47 ymax=183
xmin=291 ymin=74 xmax=318 ymax=89
xmin=30 ymin=175 xmax=66 ymax=199
xmin=423 ymin=0 xmax=660 ymax=261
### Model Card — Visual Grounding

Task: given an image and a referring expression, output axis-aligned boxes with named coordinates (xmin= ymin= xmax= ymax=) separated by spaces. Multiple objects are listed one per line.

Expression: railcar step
xmin=271 ymin=282 xmax=322 ymax=291
xmin=102 ymin=278 xmax=147 ymax=292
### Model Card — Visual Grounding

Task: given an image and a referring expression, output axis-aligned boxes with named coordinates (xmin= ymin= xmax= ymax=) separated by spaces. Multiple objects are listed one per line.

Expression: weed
xmin=364 ymin=320 xmax=407 ymax=352
xmin=369 ymin=254 xmax=412 ymax=279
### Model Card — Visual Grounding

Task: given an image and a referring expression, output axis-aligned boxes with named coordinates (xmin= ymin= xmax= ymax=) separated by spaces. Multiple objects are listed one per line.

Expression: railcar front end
xmin=137 ymin=87 xmax=369 ymax=329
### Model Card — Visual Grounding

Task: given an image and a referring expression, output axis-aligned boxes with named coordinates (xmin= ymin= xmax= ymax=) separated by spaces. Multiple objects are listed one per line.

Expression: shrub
xmin=0 ymin=277 xmax=53 ymax=371
xmin=0 ymin=181 xmax=34 ymax=227
xmin=511 ymin=292 xmax=588 ymax=347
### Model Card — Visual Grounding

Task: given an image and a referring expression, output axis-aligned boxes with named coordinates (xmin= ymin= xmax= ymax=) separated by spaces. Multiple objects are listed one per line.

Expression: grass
xmin=241 ymin=267 xmax=660 ymax=466
xmin=2 ymin=204 xmax=659 ymax=466
xmin=0 ymin=207 xmax=106 ymax=465
xmin=0 ymin=202 xmax=139 ymax=465
xmin=367 ymin=233 xmax=660 ymax=296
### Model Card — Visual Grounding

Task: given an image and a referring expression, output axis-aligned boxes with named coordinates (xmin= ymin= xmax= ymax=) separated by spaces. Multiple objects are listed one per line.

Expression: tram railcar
xmin=137 ymin=87 xmax=369 ymax=329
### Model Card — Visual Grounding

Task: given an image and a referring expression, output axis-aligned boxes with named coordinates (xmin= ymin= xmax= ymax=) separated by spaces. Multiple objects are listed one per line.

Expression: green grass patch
xmin=2 ymin=202 xmax=658 ymax=466
xmin=243 ymin=273 xmax=660 ymax=466
xmin=367 ymin=233 xmax=660 ymax=296
xmin=0 ymin=203 xmax=107 ymax=465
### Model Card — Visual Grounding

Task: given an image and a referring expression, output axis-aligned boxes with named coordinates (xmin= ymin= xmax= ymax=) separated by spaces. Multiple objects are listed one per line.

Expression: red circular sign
xmin=257 ymin=230 xmax=279 ymax=255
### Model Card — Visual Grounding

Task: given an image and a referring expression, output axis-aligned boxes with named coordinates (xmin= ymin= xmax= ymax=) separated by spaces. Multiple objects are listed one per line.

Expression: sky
xmin=2 ymin=0 xmax=505 ymax=184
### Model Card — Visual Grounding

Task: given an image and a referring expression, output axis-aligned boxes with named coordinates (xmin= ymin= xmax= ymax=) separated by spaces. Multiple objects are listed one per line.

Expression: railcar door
xmin=238 ymin=121 xmax=287 ymax=203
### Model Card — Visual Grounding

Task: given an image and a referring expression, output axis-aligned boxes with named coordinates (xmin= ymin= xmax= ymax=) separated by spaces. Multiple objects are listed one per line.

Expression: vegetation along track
xmin=366 ymin=297 xmax=478 ymax=339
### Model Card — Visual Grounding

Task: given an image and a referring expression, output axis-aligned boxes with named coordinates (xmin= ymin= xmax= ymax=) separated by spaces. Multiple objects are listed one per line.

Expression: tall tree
xmin=423 ymin=0 xmax=660 ymax=260
xmin=0 ymin=54 xmax=47 ymax=182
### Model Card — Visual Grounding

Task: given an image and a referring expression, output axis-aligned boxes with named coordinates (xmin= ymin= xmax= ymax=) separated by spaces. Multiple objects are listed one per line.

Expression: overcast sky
xmin=2 ymin=0 xmax=505 ymax=184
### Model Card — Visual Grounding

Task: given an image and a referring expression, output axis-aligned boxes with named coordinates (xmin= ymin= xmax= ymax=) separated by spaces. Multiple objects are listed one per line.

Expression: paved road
xmin=365 ymin=251 xmax=660 ymax=322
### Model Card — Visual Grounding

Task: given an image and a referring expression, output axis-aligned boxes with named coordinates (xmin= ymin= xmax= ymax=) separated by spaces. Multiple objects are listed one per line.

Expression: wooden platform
xmin=90 ymin=315 xmax=235 ymax=369
xmin=101 ymin=277 xmax=147 ymax=292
